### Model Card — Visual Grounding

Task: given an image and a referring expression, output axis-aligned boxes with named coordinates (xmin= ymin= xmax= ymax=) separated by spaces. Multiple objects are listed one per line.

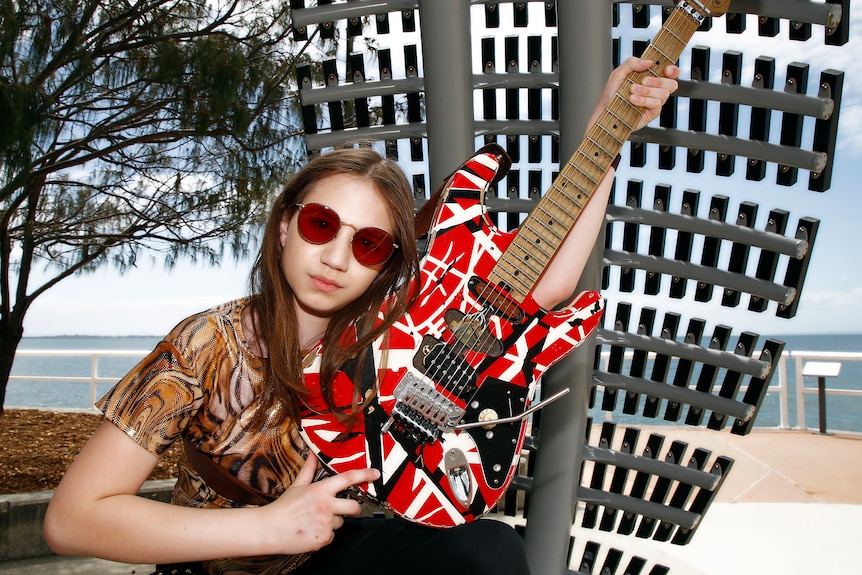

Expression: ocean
xmin=7 ymin=333 xmax=862 ymax=433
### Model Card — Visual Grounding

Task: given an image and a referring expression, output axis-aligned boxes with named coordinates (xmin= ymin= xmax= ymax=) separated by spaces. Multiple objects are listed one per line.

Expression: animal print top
xmin=98 ymin=298 xmax=309 ymax=574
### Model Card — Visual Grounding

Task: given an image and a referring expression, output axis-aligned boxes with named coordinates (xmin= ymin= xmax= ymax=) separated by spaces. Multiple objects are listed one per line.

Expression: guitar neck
xmin=488 ymin=2 xmax=711 ymax=303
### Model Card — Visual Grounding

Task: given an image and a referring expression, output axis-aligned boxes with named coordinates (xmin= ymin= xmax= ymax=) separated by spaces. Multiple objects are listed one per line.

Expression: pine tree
xmin=0 ymin=0 xmax=317 ymax=409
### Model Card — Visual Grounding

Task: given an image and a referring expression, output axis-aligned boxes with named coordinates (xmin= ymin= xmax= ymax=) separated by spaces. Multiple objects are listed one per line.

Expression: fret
xmin=647 ymin=46 xmax=675 ymax=70
xmin=527 ymin=213 xmax=569 ymax=244
xmin=533 ymin=202 xmax=578 ymax=229
xmin=584 ymin=135 xmax=618 ymax=162
xmin=543 ymin=191 xmax=588 ymax=216
xmin=593 ymin=123 xmax=626 ymax=148
xmin=573 ymin=149 xmax=608 ymax=178
xmin=602 ymin=108 xmax=636 ymax=134
xmin=501 ymin=243 xmax=548 ymax=277
xmin=513 ymin=229 xmax=557 ymax=261
xmin=493 ymin=259 xmax=543 ymax=290
xmin=662 ymin=22 xmax=686 ymax=47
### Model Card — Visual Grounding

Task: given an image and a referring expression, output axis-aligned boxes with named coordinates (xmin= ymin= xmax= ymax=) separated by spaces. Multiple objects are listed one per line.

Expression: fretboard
xmin=488 ymin=1 xmax=719 ymax=304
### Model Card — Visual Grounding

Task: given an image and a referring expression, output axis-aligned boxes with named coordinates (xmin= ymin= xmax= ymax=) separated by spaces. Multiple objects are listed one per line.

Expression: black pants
xmin=293 ymin=516 xmax=530 ymax=575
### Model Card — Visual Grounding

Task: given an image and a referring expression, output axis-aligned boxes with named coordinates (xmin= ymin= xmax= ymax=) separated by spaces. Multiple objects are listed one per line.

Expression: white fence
xmin=8 ymin=349 xmax=151 ymax=409
xmin=9 ymin=348 xmax=862 ymax=432
xmin=781 ymin=350 xmax=862 ymax=432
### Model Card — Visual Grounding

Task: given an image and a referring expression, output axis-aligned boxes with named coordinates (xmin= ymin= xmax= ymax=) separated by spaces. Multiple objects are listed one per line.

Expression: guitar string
xmin=414 ymin=3 xmax=699 ymax=431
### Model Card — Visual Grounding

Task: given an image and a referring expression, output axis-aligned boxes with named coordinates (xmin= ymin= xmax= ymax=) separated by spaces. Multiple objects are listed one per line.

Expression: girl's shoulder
xmin=163 ymin=298 xmax=253 ymax=357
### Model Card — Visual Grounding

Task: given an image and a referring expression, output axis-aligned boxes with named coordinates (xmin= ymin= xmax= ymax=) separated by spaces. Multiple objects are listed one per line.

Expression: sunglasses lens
xmin=296 ymin=203 xmax=396 ymax=267
xmin=353 ymin=228 xmax=395 ymax=266
xmin=297 ymin=203 xmax=340 ymax=244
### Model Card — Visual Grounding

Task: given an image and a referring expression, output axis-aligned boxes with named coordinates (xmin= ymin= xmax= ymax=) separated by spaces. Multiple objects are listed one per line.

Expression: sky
xmin=20 ymin=3 xmax=862 ymax=338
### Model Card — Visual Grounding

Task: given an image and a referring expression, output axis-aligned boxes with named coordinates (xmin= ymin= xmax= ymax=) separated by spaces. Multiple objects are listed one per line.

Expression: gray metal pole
xmin=523 ymin=1 xmax=611 ymax=573
xmin=417 ymin=0 xmax=475 ymax=189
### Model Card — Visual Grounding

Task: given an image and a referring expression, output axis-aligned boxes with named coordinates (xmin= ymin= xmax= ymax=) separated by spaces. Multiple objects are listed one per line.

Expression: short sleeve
xmin=97 ymin=338 xmax=206 ymax=456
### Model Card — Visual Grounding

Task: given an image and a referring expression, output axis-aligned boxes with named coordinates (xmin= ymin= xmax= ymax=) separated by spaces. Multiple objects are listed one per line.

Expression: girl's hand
xmin=260 ymin=452 xmax=380 ymax=554
xmin=592 ymin=56 xmax=681 ymax=133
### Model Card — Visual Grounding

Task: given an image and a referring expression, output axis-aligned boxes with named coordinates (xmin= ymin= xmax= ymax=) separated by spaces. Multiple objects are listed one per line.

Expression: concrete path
xmin=2 ymin=427 xmax=859 ymax=575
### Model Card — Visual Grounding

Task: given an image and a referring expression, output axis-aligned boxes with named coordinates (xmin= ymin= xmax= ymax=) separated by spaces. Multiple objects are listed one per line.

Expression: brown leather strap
xmin=415 ymin=144 xmax=512 ymax=240
xmin=181 ymin=436 xmax=273 ymax=506
xmin=414 ymin=179 xmax=446 ymax=239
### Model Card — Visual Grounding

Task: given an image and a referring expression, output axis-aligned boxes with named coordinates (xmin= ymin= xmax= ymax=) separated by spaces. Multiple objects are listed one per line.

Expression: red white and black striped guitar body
xmin=300 ymin=0 xmax=730 ymax=528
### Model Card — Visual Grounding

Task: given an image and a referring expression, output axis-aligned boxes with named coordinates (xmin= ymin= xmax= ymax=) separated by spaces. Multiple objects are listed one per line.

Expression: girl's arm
xmin=43 ymin=421 xmax=378 ymax=564
xmin=532 ymin=58 xmax=680 ymax=310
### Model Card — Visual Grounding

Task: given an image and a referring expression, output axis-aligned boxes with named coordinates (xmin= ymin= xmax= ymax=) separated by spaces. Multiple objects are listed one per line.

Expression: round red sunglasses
xmin=293 ymin=202 xmax=399 ymax=267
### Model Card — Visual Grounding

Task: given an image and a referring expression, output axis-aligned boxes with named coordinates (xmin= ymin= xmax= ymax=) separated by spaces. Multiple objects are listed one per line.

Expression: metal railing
xmin=9 ymin=350 xmax=151 ymax=410
xmin=783 ymin=350 xmax=862 ymax=432
xmin=9 ymin=348 xmax=862 ymax=433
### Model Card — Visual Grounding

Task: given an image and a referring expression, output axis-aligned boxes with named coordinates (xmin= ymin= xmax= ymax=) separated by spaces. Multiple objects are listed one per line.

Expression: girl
xmin=44 ymin=57 xmax=678 ymax=574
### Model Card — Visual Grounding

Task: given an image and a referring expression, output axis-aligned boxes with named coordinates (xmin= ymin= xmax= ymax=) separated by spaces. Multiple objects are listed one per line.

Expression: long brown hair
xmin=249 ymin=147 xmax=419 ymax=426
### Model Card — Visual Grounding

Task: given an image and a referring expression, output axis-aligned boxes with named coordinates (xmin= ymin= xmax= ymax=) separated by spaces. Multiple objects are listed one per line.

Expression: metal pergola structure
xmin=289 ymin=1 xmax=849 ymax=573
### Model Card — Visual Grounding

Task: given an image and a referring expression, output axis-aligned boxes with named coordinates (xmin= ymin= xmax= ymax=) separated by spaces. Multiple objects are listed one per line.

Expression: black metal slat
xmin=348 ymin=53 xmax=369 ymax=129
xmin=716 ymin=51 xmax=742 ymax=176
xmin=746 ymin=56 xmax=776 ymax=181
xmin=603 ymin=181 xmax=618 ymax=291
xmin=582 ymin=422 xmax=616 ymax=529
xmin=722 ymin=202 xmax=758 ymax=307
xmin=671 ymin=456 xmax=733 ymax=545
xmin=620 ymin=180 xmax=643 ymax=293
xmin=809 ymin=70 xmax=844 ymax=191
xmin=506 ymin=169 xmax=520 ymax=232
xmin=401 ymin=8 xmax=415 ymax=33
xmin=663 ymin=318 xmax=705 ymax=422
xmin=378 ymin=49 xmax=395 ymax=125
xmin=295 ymin=64 xmax=317 ymax=135
xmin=708 ymin=331 xmax=758 ymax=430
xmin=528 ymin=35 xmax=543 ymax=163
xmin=317 ymin=0 xmax=334 ymax=39
xmin=290 ymin=0 xmax=308 ymax=40
xmin=374 ymin=11 xmax=389 ymax=35
xmin=694 ymin=195 xmax=728 ymax=303
xmin=669 ymin=190 xmax=699 ymax=299
xmin=601 ymin=303 xmax=631 ymax=412
xmin=642 ymin=313 xmax=680 ymax=418
xmin=644 ymin=184 xmax=670 ymax=295
xmin=629 ymin=39 xmax=650 ymax=168
xmin=777 ymin=217 xmax=819 ymax=318
xmin=617 ymin=433 xmax=664 ymax=535
xmin=635 ymin=440 xmax=687 ymax=538
xmin=725 ymin=11 xmax=746 ymax=34
xmin=684 ymin=325 xmax=732 ymax=426
xmin=686 ymin=47 xmax=710 ymax=173
xmin=599 ymin=426 xmax=641 ymax=532
xmin=733 ymin=339 xmax=786 ymax=435
xmin=777 ymin=62 xmax=809 ymax=186
xmin=404 ymin=45 xmax=422 ymax=161
xmin=653 ymin=447 xmax=710 ymax=542
xmin=622 ymin=308 xmax=656 ymax=415
xmin=758 ymin=14 xmax=780 ymax=38
xmin=322 ymin=57 xmax=343 ymax=131
xmin=748 ymin=209 xmax=789 ymax=312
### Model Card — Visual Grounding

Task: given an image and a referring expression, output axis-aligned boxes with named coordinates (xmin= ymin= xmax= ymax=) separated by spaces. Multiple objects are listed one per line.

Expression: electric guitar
xmin=300 ymin=0 xmax=731 ymax=528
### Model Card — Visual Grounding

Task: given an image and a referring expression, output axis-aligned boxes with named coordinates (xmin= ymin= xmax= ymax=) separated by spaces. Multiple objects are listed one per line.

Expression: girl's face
xmin=279 ymin=173 xmax=395 ymax=336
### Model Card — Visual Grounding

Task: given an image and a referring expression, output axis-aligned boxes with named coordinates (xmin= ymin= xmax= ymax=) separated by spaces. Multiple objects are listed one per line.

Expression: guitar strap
xmin=414 ymin=180 xmax=445 ymax=240
xmin=181 ymin=436 xmax=274 ymax=506
xmin=182 ymin=347 xmax=379 ymax=506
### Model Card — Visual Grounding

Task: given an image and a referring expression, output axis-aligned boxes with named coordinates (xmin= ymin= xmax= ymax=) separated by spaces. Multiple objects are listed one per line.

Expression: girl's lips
xmin=310 ymin=275 xmax=340 ymax=292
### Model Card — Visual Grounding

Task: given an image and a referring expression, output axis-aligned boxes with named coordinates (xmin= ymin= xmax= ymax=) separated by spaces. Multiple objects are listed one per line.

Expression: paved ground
xmin=570 ymin=427 xmax=862 ymax=575
xmin=2 ymin=427 xmax=859 ymax=575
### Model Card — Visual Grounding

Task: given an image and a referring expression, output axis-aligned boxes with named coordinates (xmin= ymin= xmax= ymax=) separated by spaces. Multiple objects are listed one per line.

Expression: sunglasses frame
xmin=293 ymin=202 xmax=399 ymax=267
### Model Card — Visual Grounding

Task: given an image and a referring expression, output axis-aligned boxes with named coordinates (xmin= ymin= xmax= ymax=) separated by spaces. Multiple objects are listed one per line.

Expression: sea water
xmin=7 ymin=334 xmax=862 ymax=432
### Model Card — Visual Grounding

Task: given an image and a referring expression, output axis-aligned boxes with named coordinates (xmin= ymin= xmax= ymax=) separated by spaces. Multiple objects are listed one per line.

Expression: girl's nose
xmin=319 ymin=227 xmax=353 ymax=270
